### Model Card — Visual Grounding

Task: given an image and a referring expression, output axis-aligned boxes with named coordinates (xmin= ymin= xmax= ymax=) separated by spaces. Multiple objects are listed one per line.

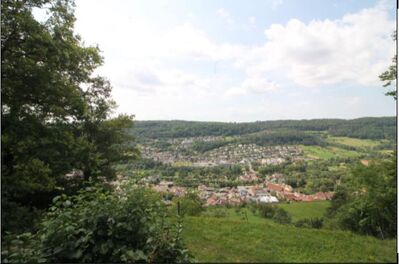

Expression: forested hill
xmin=132 ymin=117 xmax=396 ymax=140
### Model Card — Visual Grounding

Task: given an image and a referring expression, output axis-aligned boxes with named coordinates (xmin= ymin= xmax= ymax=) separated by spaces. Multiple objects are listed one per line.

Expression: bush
xmin=257 ymin=204 xmax=277 ymax=219
xmin=273 ymin=208 xmax=292 ymax=224
xmin=328 ymin=158 xmax=396 ymax=239
xmin=2 ymin=185 xmax=192 ymax=263
xmin=212 ymin=209 xmax=228 ymax=218
xmin=172 ymin=192 xmax=204 ymax=216
xmin=249 ymin=204 xmax=258 ymax=215
xmin=294 ymin=218 xmax=324 ymax=229
xmin=257 ymin=204 xmax=291 ymax=224
xmin=1 ymin=199 xmax=43 ymax=235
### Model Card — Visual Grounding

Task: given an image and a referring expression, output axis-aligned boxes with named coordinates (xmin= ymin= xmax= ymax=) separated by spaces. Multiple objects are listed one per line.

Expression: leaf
xmin=68 ymin=249 xmax=83 ymax=259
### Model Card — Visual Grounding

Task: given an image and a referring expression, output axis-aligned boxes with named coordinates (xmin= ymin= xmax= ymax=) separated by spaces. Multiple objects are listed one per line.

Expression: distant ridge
xmin=132 ymin=116 xmax=396 ymax=140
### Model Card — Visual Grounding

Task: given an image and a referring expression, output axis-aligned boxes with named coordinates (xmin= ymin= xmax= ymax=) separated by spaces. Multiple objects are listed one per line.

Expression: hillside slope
xmin=133 ymin=117 xmax=396 ymax=140
xmin=182 ymin=216 xmax=396 ymax=262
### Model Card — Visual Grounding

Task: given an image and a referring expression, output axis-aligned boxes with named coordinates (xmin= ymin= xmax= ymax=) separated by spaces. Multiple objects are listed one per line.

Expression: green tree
xmin=172 ymin=192 xmax=204 ymax=216
xmin=1 ymin=0 xmax=137 ymax=233
xmin=328 ymin=156 xmax=396 ymax=238
xmin=379 ymin=31 xmax=397 ymax=99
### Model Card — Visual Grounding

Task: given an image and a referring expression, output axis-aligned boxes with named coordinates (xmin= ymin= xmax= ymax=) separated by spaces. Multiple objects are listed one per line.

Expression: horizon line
xmin=134 ymin=115 xmax=396 ymax=123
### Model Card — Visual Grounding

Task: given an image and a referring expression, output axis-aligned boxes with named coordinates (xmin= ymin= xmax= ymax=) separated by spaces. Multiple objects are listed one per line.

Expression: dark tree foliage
xmin=172 ymin=192 xmax=204 ymax=216
xmin=328 ymin=156 xmax=397 ymax=239
xmin=294 ymin=218 xmax=324 ymax=229
xmin=132 ymin=117 xmax=396 ymax=141
xmin=240 ymin=130 xmax=326 ymax=146
xmin=255 ymin=204 xmax=292 ymax=224
xmin=1 ymin=0 xmax=137 ymax=233
xmin=379 ymin=31 xmax=397 ymax=99
xmin=192 ymin=140 xmax=230 ymax=153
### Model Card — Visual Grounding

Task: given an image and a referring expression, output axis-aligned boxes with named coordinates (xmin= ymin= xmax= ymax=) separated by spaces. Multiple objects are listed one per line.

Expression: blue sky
xmin=69 ymin=0 xmax=396 ymax=121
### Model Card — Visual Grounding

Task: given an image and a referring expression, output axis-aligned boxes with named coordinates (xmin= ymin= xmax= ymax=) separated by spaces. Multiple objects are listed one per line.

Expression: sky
xmin=46 ymin=0 xmax=398 ymax=121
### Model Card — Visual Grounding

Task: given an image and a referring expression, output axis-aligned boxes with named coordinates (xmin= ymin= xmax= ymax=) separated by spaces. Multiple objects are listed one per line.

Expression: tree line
xmin=132 ymin=117 xmax=396 ymax=141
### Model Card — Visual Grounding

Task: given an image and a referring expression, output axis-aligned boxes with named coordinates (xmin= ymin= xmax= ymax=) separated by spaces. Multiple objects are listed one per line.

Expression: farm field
xmin=182 ymin=216 xmax=396 ymax=263
xmin=301 ymin=145 xmax=362 ymax=160
xmin=327 ymin=136 xmax=383 ymax=148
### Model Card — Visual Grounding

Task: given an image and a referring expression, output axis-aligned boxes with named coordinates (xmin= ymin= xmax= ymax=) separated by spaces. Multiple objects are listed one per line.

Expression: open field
xmin=327 ymin=136 xmax=383 ymax=148
xmin=301 ymin=145 xmax=362 ymax=160
xmin=182 ymin=216 xmax=396 ymax=263
xmin=204 ymin=201 xmax=330 ymax=223
xmin=277 ymin=201 xmax=330 ymax=221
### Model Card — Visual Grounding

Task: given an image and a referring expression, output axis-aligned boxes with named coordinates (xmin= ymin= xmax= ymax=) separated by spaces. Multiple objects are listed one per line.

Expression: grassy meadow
xmin=182 ymin=215 xmax=396 ymax=262
xmin=327 ymin=136 xmax=383 ymax=148
xmin=301 ymin=145 xmax=361 ymax=160
xmin=277 ymin=201 xmax=330 ymax=221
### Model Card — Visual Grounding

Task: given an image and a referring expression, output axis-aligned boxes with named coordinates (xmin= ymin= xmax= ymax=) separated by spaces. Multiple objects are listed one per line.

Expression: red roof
xmin=207 ymin=196 xmax=217 ymax=205
xmin=267 ymin=183 xmax=284 ymax=192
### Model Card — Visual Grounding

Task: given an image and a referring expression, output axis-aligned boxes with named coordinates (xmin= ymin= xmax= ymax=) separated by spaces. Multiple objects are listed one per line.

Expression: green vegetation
xmin=256 ymin=204 xmax=292 ymax=224
xmin=327 ymin=156 xmax=396 ymax=239
xmin=2 ymin=0 xmax=138 ymax=234
xmin=240 ymin=130 xmax=326 ymax=146
xmin=258 ymin=159 xmax=348 ymax=194
xmin=379 ymin=31 xmax=397 ymax=99
xmin=328 ymin=136 xmax=382 ymax=148
xmin=120 ymin=159 xmax=243 ymax=188
xmin=172 ymin=193 xmax=204 ymax=216
xmin=133 ymin=117 xmax=396 ymax=141
xmin=182 ymin=216 xmax=396 ymax=263
xmin=1 ymin=1 xmax=189 ymax=263
xmin=1 ymin=1 xmax=396 ymax=262
xmin=2 ymin=186 xmax=191 ymax=263
xmin=200 ymin=202 xmax=330 ymax=224
xmin=277 ymin=201 xmax=330 ymax=221
xmin=302 ymin=145 xmax=361 ymax=160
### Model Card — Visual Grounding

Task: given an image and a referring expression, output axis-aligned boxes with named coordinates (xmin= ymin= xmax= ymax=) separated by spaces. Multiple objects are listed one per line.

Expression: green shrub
xmin=2 ymin=185 xmax=192 ymax=263
xmin=257 ymin=204 xmax=277 ymax=219
xmin=234 ymin=207 xmax=242 ymax=214
xmin=213 ymin=209 xmax=228 ymax=218
xmin=172 ymin=192 xmax=204 ymax=216
xmin=1 ymin=199 xmax=43 ymax=235
xmin=257 ymin=204 xmax=291 ymax=224
xmin=273 ymin=208 xmax=292 ymax=224
xmin=249 ymin=204 xmax=258 ymax=215
xmin=294 ymin=218 xmax=324 ymax=229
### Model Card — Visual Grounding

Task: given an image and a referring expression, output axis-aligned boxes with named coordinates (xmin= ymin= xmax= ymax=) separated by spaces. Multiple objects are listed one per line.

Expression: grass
xmin=277 ymin=201 xmax=330 ymax=221
xmin=301 ymin=145 xmax=361 ymax=160
xmin=327 ymin=136 xmax=382 ymax=148
xmin=379 ymin=149 xmax=395 ymax=155
xmin=182 ymin=216 xmax=396 ymax=262
xmin=205 ymin=201 xmax=331 ymax=223
xmin=173 ymin=161 xmax=193 ymax=167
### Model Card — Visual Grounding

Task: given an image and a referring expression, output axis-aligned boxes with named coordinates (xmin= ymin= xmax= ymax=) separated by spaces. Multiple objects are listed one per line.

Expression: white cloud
xmin=271 ymin=0 xmax=283 ymax=9
xmin=236 ymin=4 xmax=395 ymax=87
xmin=249 ymin=16 xmax=256 ymax=26
xmin=71 ymin=0 xmax=395 ymax=120
xmin=217 ymin=8 xmax=234 ymax=24
xmin=225 ymin=75 xmax=279 ymax=97
xmin=348 ymin=96 xmax=361 ymax=106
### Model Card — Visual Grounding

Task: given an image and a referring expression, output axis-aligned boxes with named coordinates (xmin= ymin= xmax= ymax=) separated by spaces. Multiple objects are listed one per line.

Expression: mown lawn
xmin=182 ymin=216 xmax=396 ymax=263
